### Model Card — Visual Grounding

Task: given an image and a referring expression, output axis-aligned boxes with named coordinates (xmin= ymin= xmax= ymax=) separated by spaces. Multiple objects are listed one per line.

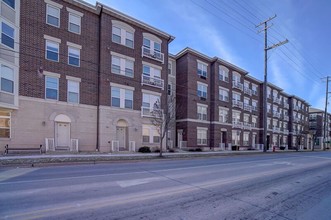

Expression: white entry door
xmin=116 ymin=126 xmax=127 ymax=150
xmin=57 ymin=123 xmax=70 ymax=147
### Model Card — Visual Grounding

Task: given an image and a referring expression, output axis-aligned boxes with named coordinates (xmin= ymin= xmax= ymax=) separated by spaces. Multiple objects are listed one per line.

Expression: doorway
xmin=56 ymin=123 xmax=70 ymax=147
xmin=116 ymin=119 xmax=128 ymax=151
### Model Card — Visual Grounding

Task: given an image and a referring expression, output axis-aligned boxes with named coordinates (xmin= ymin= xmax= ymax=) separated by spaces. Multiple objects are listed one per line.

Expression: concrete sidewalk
xmin=0 ymin=149 xmax=309 ymax=166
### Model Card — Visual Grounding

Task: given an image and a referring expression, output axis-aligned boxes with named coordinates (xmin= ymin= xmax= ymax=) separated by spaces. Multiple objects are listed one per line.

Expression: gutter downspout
xmin=96 ymin=5 xmax=103 ymax=151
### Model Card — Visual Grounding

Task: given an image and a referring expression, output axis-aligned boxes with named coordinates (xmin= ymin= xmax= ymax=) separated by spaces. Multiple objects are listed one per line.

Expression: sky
xmin=85 ymin=0 xmax=331 ymax=111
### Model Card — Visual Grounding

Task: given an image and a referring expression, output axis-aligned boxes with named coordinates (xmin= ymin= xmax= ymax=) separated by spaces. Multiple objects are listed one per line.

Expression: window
xmin=143 ymin=65 xmax=160 ymax=78
xmin=168 ymin=62 xmax=172 ymax=75
xmin=112 ymin=21 xmax=135 ymax=48
xmin=0 ymin=65 xmax=14 ymax=94
xmin=252 ymin=116 xmax=257 ymax=127
xmin=252 ymin=100 xmax=258 ymax=111
xmin=68 ymin=46 xmax=80 ymax=66
xmin=46 ymin=40 xmax=59 ymax=62
xmin=267 ymin=87 xmax=271 ymax=98
xmin=267 ymin=103 xmax=271 ymax=113
xmin=197 ymin=104 xmax=207 ymax=121
xmin=197 ymin=62 xmax=207 ymax=78
xmin=45 ymin=76 xmax=59 ymax=100
xmin=3 ymin=0 xmax=15 ymax=9
xmin=243 ymin=132 xmax=249 ymax=146
xmin=46 ymin=4 xmax=60 ymax=27
xmin=252 ymin=84 xmax=258 ymax=95
xmin=0 ymin=112 xmax=10 ymax=138
xmin=111 ymin=86 xmax=133 ymax=109
xmin=232 ymin=72 xmax=241 ymax=82
xmin=167 ymin=84 xmax=172 ymax=96
xmin=219 ymin=87 xmax=229 ymax=102
xmin=142 ymin=93 xmax=160 ymax=110
xmin=111 ymin=55 xmax=134 ymax=78
xmin=232 ymin=111 xmax=241 ymax=123
xmin=244 ymin=114 xmax=249 ymax=123
xmin=197 ymin=83 xmax=207 ymax=99
xmin=69 ymin=13 xmax=81 ymax=34
xmin=219 ymin=108 xmax=228 ymax=123
xmin=232 ymin=130 xmax=240 ymax=145
xmin=219 ymin=66 xmax=229 ymax=82
xmin=197 ymin=128 xmax=207 ymax=145
xmin=67 ymin=80 xmax=79 ymax=103
xmin=143 ymin=125 xmax=160 ymax=143
xmin=1 ymin=22 xmax=14 ymax=49
xmin=232 ymin=93 xmax=241 ymax=101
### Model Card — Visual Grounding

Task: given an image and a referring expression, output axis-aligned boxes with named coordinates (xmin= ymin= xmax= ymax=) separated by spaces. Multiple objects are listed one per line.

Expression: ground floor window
xmin=142 ymin=125 xmax=160 ymax=144
xmin=232 ymin=130 xmax=240 ymax=145
xmin=0 ymin=111 xmax=10 ymax=138
xmin=197 ymin=127 xmax=207 ymax=145
xmin=243 ymin=132 xmax=249 ymax=146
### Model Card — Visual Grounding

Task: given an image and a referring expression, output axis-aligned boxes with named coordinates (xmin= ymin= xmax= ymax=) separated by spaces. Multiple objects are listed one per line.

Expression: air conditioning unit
xmin=200 ymin=97 xmax=206 ymax=101
xmin=200 ymin=75 xmax=207 ymax=80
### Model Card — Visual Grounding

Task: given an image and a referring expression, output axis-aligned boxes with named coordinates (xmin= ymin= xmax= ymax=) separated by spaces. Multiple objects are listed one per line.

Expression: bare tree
xmin=150 ymin=95 xmax=176 ymax=157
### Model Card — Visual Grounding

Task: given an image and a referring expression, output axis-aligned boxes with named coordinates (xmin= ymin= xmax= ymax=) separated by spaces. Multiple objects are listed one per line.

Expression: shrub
xmin=195 ymin=148 xmax=202 ymax=152
xmin=154 ymin=149 xmax=160 ymax=153
xmin=138 ymin=146 xmax=151 ymax=153
xmin=168 ymin=149 xmax=175 ymax=153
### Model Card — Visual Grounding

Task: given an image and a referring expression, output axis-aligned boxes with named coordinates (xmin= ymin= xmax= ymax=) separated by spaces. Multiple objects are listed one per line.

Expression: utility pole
xmin=322 ymin=76 xmax=330 ymax=150
xmin=256 ymin=15 xmax=288 ymax=152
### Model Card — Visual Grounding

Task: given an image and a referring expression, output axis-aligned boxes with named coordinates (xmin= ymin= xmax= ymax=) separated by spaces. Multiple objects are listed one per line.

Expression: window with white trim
xmin=143 ymin=64 xmax=160 ymax=79
xmin=46 ymin=4 xmax=60 ymax=27
xmin=143 ymin=37 xmax=161 ymax=53
xmin=243 ymin=132 xmax=249 ymax=146
xmin=244 ymin=114 xmax=249 ymax=123
xmin=219 ymin=108 xmax=229 ymax=123
xmin=142 ymin=93 xmax=160 ymax=110
xmin=46 ymin=40 xmax=59 ymax=62
xmin=232 ymin=111 xmax=241 ymax=123
xmin=252 ymin=100 xmax=258 ymax=110
xmin=267 ymin=87 xmax=271 ymax=98
xmin=111 ymin=86 xmax=133 ymax=109
xmin=252 ymin=116 xmax=257 ymax=127
xmin=252 ymin=84 xmax=258 ymax=95
xmin=232 ymin=92 xmax=241 ymax=101
xmin=197 ymin=104 xmax=207 ymax=121
xmin=1 ymin=22 xmax=14 ymax=49
xmin=267 ymin=118 xmax=271 ymax=128
xmin=0 ymin=111 xmax=10 ymax=138
xmin=232 ymin=130 xmax=240 ymax=145
xmin=45 ymin=76 xmax=59 ymax=100
xmin=0 ymin=65 xmax=14 ymax=94
xmin=168 ymin=62 xmax=172 ymax=75
xmin=197 ymin=128 xmax=207 ymax=145
xmin=232 ymin=72 xmax=241 ymax=82
xmin=219 ymin=66 xmax=229 ymax=82
xmin=68 ymin=46 xmax=80 ymax=67
xmin=142 ymin=125 xmax=160 ymax=143
xmin=68 ymin=13 xmax=81 ymax=34
xmin=111 ymin=55 xmax=134 ymax=78
xmin=197 ymin=83 xmax=207 ymax=99
xmin=3 ymin=0 xmax=15 ymax=9
xmin=267 ymin=103 xmax=271 ymax=113
xmin=219 ymin=87 xmax=229 ymax=102
xmin=112 ymin=21 xmax=134 ymax=48
xmin=197 ymin=62 xmax=207 ymax=78
xmin=67 ymin=80 xmax=79 ymax=103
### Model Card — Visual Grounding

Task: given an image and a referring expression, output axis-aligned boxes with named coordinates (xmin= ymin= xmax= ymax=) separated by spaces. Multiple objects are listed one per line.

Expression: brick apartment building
xmin=0 ymin=0 xmax=312 ymax=153
xmin=174 ymin=47 xmax=310 ymax=150
xmin=309 ymin=107 xmax=331 ymax=149
xmin=0 ymin=0 xmax=174 ymax=153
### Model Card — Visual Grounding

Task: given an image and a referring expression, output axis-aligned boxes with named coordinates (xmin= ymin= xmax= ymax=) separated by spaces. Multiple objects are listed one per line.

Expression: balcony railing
xmin=142 ymin=46 xmax=164 ymax=63
xmin=232 ymin=81 xmax=243 ymax=91
xmin=244 ymin=103 xmax=252 ymax=112
xmin=273 ymin=126 xmax=280 ymax=133
xmin=284 ymin=103 xmax=289 ymax=109
xmin=219 ymin=95 xmax=229 ymax=102
xmin=243 ymin=122 xmax=251 ymax=130
xmin=142 ymin=75 xmax=164 ymax=90
xmin=294 ymin=105 xmax=300 ymax=111
xmin=244 ymin=87 xmax=252 ymax=96
xmin=273 ymin=97 xmax=282 ymax=104
xmin=232 ymin=100 xmax=243 ymax=109
xmin=232 ymin=121 xmax=243 ymax=128
xmin=283 ymin=129 xmax=289 ymax=134
xmin=273 ymin=111 xmax=281 ymax=118
xmin=141 ymin=106 xmax=163 ymax=118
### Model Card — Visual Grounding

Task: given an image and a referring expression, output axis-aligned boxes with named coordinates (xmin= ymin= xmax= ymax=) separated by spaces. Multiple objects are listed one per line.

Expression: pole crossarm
xmin=266 ymin=39 xmax=289 ymax=50
xmin=255 ymin=14 xmax=277 ymax=28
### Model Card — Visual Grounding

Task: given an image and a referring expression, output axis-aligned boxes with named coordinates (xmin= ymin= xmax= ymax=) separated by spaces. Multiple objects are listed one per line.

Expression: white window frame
xmin=111 ymin=53 xmax=135 ymax=78
xmin=45 ymin=75 xmax=59 ymax=100
xmin=67 ymin=78 xmax=80 ymax=104
xmin=142 ymin=92 xmax=161 ymax=110
xmin=112 ymin=20 xmax=135 ymax=48
xmin=67 ymin=8 xmax=83 ymax=34
xmin=219 ymin=66 xmax=229 ymax=82
xmin=0 ymin=64 xmax=14 ymax=94
xmin=110 ymin=83 xmax=134 ymax=109
xmin=219 ymin=87 xmax=229 ymax=102
xmin=197 ymin=61 xmax=208 ymax=78
xmin=197 ymin=104 xmax=207 ymax=121
xmin=3 ymin=0 xmax=15 ymax=9
xmin=232 ymin=92 xmax=241 ymax=101
xmin=142 ymin=125 xmax=160 ymax=144
xmin=67 ymin=43 xmax=81 ymax=67
xmin=45 ymin=40 xmax=59 ymax=62
xmin=232 ymin=72 xmax=241 ymax=82
xmin=46 ymin=3 xmax=61 ymax=27
xmin=1 ymin=21 xmax=15 ymax=49
xmin=219 ymin=107 xmax=229 ymax=123
xmin=197 ymin=82 xmax=207 ymax=99
xmin=197 ymin=127 xmax=207 ymax=145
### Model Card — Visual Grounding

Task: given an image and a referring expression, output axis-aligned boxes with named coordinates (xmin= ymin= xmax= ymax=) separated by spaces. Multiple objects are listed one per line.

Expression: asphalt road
xmin=1 ymin=152 xmax=331 ymax=220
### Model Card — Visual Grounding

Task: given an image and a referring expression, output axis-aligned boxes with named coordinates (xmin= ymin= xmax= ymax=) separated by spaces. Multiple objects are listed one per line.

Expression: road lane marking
xmin=0 ymin=168 xmax=38 ymax=182
xmin=117 ymin=177 xmax=164 ymax=187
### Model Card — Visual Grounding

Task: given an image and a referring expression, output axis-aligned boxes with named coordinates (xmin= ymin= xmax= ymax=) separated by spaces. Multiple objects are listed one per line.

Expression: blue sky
xmin=85 ymin=0 xmax=331 ymax=111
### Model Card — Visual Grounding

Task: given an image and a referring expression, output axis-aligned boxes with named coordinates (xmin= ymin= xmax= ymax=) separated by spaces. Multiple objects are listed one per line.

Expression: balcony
xmin=244 ymin=87 xmax=252 ymax=96
xmin=283 ymin=129 xmax=289 ymax=134
xmin=232 ymin=100 xmax=243 ymax=109
xmin=284 ymin=103 xmax=289 ymax=109
xmin=273 ymin=97 xmax=281 ymax=104
xmin=142 ymin=75 xmax=164 ymax=90
xmin=244 ymin=103 xmax=252 ymax=112
xmin=219 ymin=95 xmax=229 ymax=102
xmin=232 ymin=121 xmax=243 ymax=128
xmin=141 ymin=106 xmax=163 ymax=118
xmin=273 ymin=111 xmax=281 ymax=118
xmin=232 ymin=81 xmax=243 ymax=91
xmin=243 ymin=122 xmax=252 ymax=130
xmin=284 ymin=116 xmax=289 ymax=121
xmin=294 ymin=118 xmax=300 ymax=123
xmin=273 ymin=126 xmax=280 ymax=133
xmin=293 ymin=105 xmax=300 ymax=111
xmin=141 ymin=46 xmax=164 ymax=63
